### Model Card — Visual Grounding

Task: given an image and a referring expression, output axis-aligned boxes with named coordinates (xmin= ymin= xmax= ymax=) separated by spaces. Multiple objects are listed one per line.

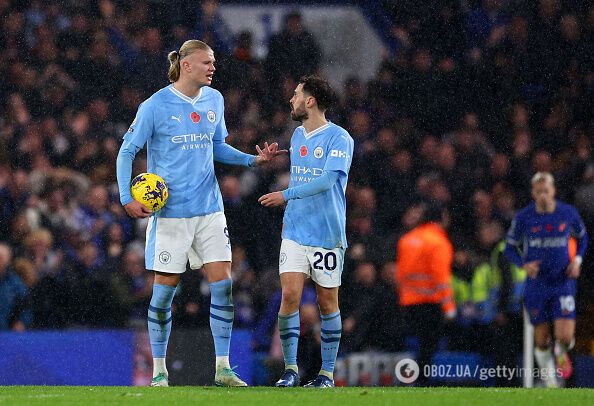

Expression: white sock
xmin=534 ymin=347 xmax=558 ymax=387
xmin=153 ymin=358 xmax=167 ymax=377
xmin=216 ymin=356 xmax=230 ymax=370
xmin=555 ymin=338 xmax=575 ymax=355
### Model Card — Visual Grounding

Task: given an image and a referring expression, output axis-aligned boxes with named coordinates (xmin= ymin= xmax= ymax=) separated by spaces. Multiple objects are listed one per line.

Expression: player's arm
xmin=116 ymin=101 xmax=154 ymax=218
xmin=212 ymin=139 xmax=257 ymax=167
xmin=259 ymin=170 xmax=340 ymax=207
xmin=503 ymin=216 xmax=526 ymax=268
xmin=212 ymin=140 xmax=287 ymax=167
xmin=567 ymin=207 xmax=589 ymax=278
xmin=571 ymin=207 xmax=588 ymax=259
xmin=259 ymin=132 xmax=352 ymax=207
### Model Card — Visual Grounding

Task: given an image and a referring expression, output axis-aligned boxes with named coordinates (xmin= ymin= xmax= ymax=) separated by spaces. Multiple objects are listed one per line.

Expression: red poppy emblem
xmin=191 ymin=112 xmax=201 ymax=123
xmin=300 ymin=145 xmax=308 ymax=157
xmin=546 ymin=224 xmax=553 ymax=232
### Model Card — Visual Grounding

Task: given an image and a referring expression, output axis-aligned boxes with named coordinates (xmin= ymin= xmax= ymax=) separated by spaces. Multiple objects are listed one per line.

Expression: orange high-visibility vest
xmin=396 ymin=223 xmax=455 ymax=314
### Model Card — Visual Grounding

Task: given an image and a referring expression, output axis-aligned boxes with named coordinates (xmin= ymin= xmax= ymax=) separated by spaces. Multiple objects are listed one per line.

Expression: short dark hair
xmin=299 ymin=75 xmax=337 ymax=112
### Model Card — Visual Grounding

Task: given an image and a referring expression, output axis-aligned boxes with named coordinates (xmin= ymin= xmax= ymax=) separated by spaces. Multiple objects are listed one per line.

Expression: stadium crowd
xmin=1 ymin=0 xmax=594 ymax=380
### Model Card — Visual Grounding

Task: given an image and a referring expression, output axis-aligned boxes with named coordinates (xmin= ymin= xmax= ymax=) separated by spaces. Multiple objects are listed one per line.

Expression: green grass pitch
xmin=1 ymin=387 xmax=593 ymax=405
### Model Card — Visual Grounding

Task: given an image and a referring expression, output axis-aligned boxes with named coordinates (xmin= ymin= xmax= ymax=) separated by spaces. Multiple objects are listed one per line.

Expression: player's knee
xmin=534 ymin=335 xmax=551 ymax=350
xmin=281 ymin=287 xmax=300 ymax=308
xmin=555 ymin=332 xmax=574 ymax=347
xmin=316 ymin=296 xmax=338 ymax=315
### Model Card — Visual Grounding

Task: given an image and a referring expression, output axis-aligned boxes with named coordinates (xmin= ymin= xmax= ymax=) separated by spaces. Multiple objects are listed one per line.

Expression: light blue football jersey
xmin=282 ymin=122 xmax=354 ymax=249
xmin=123 ymin=85 xmax=227 ymax=218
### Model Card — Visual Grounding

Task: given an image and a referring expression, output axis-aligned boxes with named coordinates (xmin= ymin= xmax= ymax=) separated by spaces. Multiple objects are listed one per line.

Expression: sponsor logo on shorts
xmin=159 ymin=251 xmax=171 ymax=264
xmin=280 ymin=252 xmax=287 ymax=265
xmin=314 ymin=147 xmax=324 ymax=158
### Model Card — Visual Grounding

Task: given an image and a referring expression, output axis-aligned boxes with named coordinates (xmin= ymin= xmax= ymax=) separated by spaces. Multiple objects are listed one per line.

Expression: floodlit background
xmin=1 ymin=0 xmax=594 ymax=387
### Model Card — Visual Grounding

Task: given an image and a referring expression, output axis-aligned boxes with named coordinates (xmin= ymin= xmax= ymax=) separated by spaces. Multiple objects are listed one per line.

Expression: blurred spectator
xmin=110 ymin=248 xmax=152 ymax=326
xmin=265 ymin=11 xmax=322 ymax=87
xmin=341 ymin=262 xmax=383 ymax=352
xmin=0 ymin=243 xmax=26 ymax=330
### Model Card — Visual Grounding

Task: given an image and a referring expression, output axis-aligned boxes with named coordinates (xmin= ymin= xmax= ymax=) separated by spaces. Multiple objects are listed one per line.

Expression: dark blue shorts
xmin=523 ymin=278 xmax=576 ymax=325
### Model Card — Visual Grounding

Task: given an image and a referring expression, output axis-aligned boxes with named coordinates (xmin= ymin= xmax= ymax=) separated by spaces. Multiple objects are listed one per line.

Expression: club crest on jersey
xmin=559 ymin=223 xmax=567 ymax=232
xmin=191 ymin=112 xmax=201 ymax=123
xmin=159 ymin=251 xmax=171 ymax=264
xmin=300 ymin=145 xmax=308 ymax=157
xmin=314 ymin=147 xmax=324 ymax=159
xmin=207 ymin=110 xmax=216 ymax=123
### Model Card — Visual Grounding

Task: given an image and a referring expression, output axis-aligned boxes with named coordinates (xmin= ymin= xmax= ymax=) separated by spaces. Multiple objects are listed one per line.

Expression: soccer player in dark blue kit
xmin=504 ymin=172 xmax=587 ymax=387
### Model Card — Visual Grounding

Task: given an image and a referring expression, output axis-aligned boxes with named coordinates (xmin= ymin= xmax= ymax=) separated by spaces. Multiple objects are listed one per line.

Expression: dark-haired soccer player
xmin=259 ymin=75 xmax=354 ymax=388
xmin=504 ymin=172 xmax=587 ymax=387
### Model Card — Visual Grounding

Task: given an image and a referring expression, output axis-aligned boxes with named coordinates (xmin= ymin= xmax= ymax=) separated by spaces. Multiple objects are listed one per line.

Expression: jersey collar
xmin=302 ymin=123 xmax=330 ymax=139
xmin=169 ymin=84 xmax=203 ymax=105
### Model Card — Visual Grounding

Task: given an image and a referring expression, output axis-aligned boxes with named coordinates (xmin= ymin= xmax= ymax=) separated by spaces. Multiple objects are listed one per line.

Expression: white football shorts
xmin=279 ymin=239 xmax=345 ymax=288
xmin=145 ymin=211 xmax=231 ymax=273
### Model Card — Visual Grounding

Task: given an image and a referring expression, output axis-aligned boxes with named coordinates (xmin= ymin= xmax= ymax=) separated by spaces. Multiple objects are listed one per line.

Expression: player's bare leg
xmin=149 ymin=272 xmax=181 ymax=387
xmin=304 ymin=285 xmax=340 ymax=388
xmin=533 ymin=322 xmax=558 ymax=387
xmin=280 ymin=272 xmax=307 ymax=314
xmin=316 ymin=285 xmax=339 ymax=315
xmin=154 ymin=272 xmax=181 ymax=286
xmin=554 ymin=318 xmax=576 ymax=380
xmin=203 ymin=260 xmax=232 ymax=283
xmin=276 ymin=272 xmax=306 ymax=387
xmin=202 ymin=261 xmax=247 ymax=387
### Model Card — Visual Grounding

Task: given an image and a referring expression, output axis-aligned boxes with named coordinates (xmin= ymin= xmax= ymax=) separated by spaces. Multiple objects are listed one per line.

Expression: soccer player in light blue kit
xmin=116 ymin=40 xmax=286 ymax=387
xmin=504 ymin=172 xmax=587 ymax=387
xmin=259 ymin=76 xmax=354 ymax=388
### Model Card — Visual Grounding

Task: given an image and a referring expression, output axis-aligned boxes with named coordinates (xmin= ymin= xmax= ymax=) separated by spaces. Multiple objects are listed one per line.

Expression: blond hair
xmin=167 ymin=40 xmax=212 ymax=83
xmin=531 ymin=171 xmax=555 ymax=186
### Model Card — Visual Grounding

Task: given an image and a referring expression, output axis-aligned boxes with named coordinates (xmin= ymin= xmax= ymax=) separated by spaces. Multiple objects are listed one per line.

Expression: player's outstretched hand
xmin=523 ymin=260 xmax=541 ymax=278
xmin=258 ymin=191 xmax=285 ymax=207
xmin=566 ymin=259 xmax=581 ymax=279
xmin=124 ymin=200 xmax=153 ymax=218
xmin=255 ymin=142 xmax=288 ymax=165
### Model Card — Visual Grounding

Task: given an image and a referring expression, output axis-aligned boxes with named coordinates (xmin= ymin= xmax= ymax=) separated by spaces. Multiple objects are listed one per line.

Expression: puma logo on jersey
xmin=171 ymin=115 xmax=182 ymax=123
